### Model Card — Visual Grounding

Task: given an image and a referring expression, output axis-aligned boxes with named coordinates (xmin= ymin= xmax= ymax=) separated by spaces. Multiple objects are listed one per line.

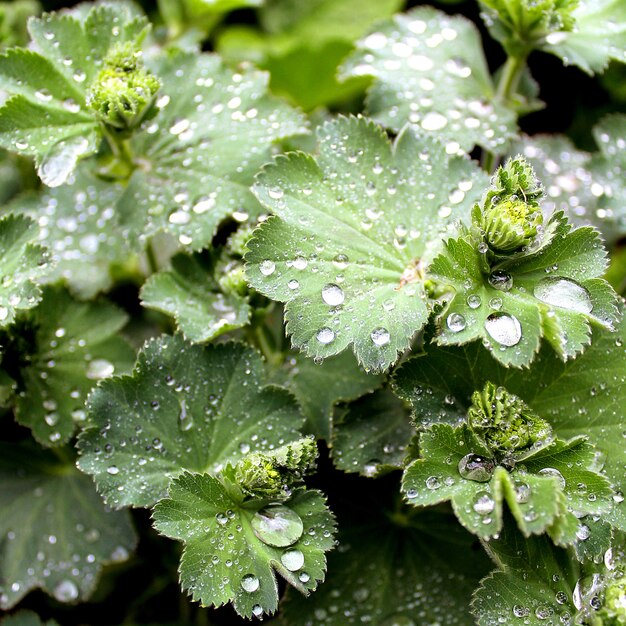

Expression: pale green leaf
xmin=4 ymin=286 xmax=134 ymax=446
xmin=77 ymin=336 xmax=305 ymax=508
xmin=246 ymin=116 xmax=488 ymax=371
xmin=281 ymin=499 xmax=490 ymax=626
xmin=0 ymin=214 xmax=50 ymax=327
xmin=140 ymin=252 xmax=250 ymax=343
xmin=541 ymin=0 xmax=626 ymax=74
xmin=332 ymin=388 xmax=413 ymax=476
xmin=0 ymin=3 xmax=149 ymax=184
xmin=153 ymin=474 xmax=335 ymax=617
xmin=7 ymin=166 xmax=128 ymax=298
xmin=116 ymin=52 xmax=306 ymax=251
xmin=0 ymin=442 xmax=136 ymax=609
xmin=393 ymin=312 xmax=626 ymax=532
xmin=340 ymin=7 xmax=517 ymax=153
xmin=272 ymin=350 xmax=383 ymax=439
xmin=430 ymin=214 xmax=620 ymax=367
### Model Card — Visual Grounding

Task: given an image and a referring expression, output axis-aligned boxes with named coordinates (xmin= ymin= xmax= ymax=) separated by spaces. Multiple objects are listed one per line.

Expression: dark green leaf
xmin=78 ymin=336 xmax=305 ymax=507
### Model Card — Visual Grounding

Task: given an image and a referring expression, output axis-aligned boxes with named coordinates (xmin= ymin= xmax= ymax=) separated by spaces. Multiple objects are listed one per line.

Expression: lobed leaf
xmin=140 ymin=252 xmax=251 ymax=343
xmin=246 ymin=115 xmax=488 ymax=371
xmin=4 ymin=286 xmax=134 ymax=446
xmin=153 ymin=473 xmax=335 ymax=618
xmin=78 ymin=335 xmax=305 ymax=508
xmin=340 ymin=7 xmax=517 ymax=153
xmin=0 ymin=442 xmax=136 ymax=609
xmin=0 ymin=214 xmax=50 ymax=328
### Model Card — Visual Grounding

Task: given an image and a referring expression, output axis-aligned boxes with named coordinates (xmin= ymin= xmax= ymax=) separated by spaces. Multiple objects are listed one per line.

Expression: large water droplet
xmin=538 ymin=467 xmax=566 ymax=489
xmin=178 ymin=400 xmax=193 ymax=432
xmin=281 ymin=549 xmax=305 ymax=571
xmin=321 ymin=283 xmax=345 ymax=306
xmin=533 ymin=278 xmax=593 ymax=313
xmin=488 ymin=270 xmax=513 ymax=291
xmin=259 ymin=260 xmax=276 ymax=276
xmin=370 ymin=327 xmax=390 ymax=346
xmin=316 ymin=327 xmax=335 ymax=344
xmin=421 ymin=112 xmax=448 ymax=131
xmin=446 ymin=312 xmax=466 ymax=332
xmin=458 ymin=453 xmax=494 ymax=482
xmin=484 ymin=313 xmax=522 ymax=346
xmin=473 ymin=492 xmax=495 ymax=515
xmin=86 ymin=359 xmax=115 ymax=380
xmin=241 ymin=574 xmax=260 ymax=593
xmin=54 ymin=579 xmax=79 ymax=602
xmin=251 ymin=504 xmax=304 ymax=547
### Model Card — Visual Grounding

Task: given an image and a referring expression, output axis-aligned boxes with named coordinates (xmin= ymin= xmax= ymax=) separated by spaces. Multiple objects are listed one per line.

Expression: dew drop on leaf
xmin=458 ymin=453 xmax=493 ymax=482
xmin=473 ymin=492 xmax=495 ymax=515
xmin=370 ymin=327 xmax=390 ymax=346
xmin=467 ymin=294 xmax=481 ymax=309
xmin=86 ymin=359 xmax=115 ymax=380
xmin=425 ymin=476 xmax=442 ymax=490
xmin=321 ymin=283 xmax=345 ymax=306
xmin=538 ymin=467 xmax=566 ymax=489
xmin=316 ymin=327 xmax=335 ymax=344
xmin=280 ymin=549 xmax=304 ymax=571
xmin=53 ymin=579 xmax=79 ymax=602
xmin=488 ymin=271 xmax=513 ymax=291
xmin=533 ymin=277 xmax=593 ymax=313
xmin=484 ymin=313 xmax=522 ymax=346
xmin=240 ymin=574 xmax=260 ymax=593
xmin=259 ymin=260 xmax=276 ymax=276
xmin=446 ymin=312 xmax=466 ymax=332
xmin=251 ymin=504 xmax=304 ymax=547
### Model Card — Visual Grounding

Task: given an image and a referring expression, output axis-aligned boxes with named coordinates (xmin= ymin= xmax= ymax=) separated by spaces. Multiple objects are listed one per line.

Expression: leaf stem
xmin=145 ymin=239 xmax=160 ymax=276
xmin=482 ymin=53 xmax=529 ymax=173
xmin=101 ymin=124 xmax=136 ymax=178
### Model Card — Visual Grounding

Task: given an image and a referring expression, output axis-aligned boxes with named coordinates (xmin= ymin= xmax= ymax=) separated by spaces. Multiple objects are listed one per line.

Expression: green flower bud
xmin=468 ymin=382 xmax=552 ymax=454
xmin=600 ymin=576 xmax=626 ymax=626
xmin=476 ymin=156 xmax=544 ymax=254
xmin=218 ymin=262 xmax=248 ymax=298
xmin=86 ymin=42 xmax=161 ymax=131
xmin=234 ymin=438 xmax=317 ymax=500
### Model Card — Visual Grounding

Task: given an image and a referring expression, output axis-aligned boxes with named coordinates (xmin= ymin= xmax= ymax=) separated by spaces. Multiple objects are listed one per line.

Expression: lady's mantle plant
xmin=0 ymin=1 xmax=625 ymax=625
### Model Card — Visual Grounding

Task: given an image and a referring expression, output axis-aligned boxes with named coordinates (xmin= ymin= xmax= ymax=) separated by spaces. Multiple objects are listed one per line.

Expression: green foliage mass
xmin=0 ymin=0 xmax=625 ymax=625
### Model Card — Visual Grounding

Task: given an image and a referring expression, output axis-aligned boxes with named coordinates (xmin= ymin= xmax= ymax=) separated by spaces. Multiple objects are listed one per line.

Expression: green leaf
xmin=77 ymin=335 xmax=305 ymax=508
xmin=430 ymin=213 xmax=620 ymax=367
xmin=273 ymin=350 xmax=383 ymax=439
xmin=281 ymin=495 xmax=491 ymax=626
xmin=0 ymin=214 xmax=50 ymax=328
xmin=332 ymin=388 xmax=413 ymax=476
xmin=540 ymin=0 xmax=626 ymax=74
xmin=7 ymin=166 xmax=128 ymax=298
xmin=0 ymin=1 xmax=40 ymax=49
xmin=116 ymin=51 xmax=306 ymax=251
xmin=141 ymin=252 xmax=250 ymax=343
xmin=402 ymin=422 xmax=611 ymax=540
xmin=0 ymin=3 xmax=149 ymax=185
xmin=245 ymin=116 xmax=488 ymax=371
xmin=216 ymin=0 xmax=402 ymax=110
xmin=0 ymin=442 xmax=136 ymax=609
xmin=0 ymin=612 xmax=58 ymax=626
xmin=152 ymin=473 xmax=335 ymax=617
xmin=340 ymin=7 xmax=518 ymax=153
xmin=3 ymin=286 xmax=134 ymax=446
xmin=394 ymin=312 xmax=626 ymax=531
xmin=471 ymin=522 xmax=582 ymax=626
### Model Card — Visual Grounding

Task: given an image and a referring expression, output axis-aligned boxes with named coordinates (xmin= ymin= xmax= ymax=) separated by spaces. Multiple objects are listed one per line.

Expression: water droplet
xmin=281 ymin=549 xmax=305 ymax=571
xmin=178 ymin=400 xmax=193 ymax=432
xmin=458 ymin=454 xmax=494 ymax=482
xmin=425 ymin=476 xmax=441 ymax=490
xmin=421 ymin=112 xmax=448 ymax=131
xmin=316 ymin=327 xmax=335 ymax=344
xmin=333 ymin=254 xmax=349 ymax=268
xmin=536 ymin=606 xmax=554 ymax=620
xmin=288 ymin=279 xmax=299 ymax=290
xmin=513 ymin=605 xmax=530 ymax=618
xmin=467 ymin=294 xmax=481 ymax=309
xmin=321 ymin=283 xmax=345 ymax=306
xmin=538 ymin=467 xmax=566 ymax=489
xmin=251 ymin=504 xmax=304 ymax=547
xmin=259 ymin=260 xmax=276 ymax=276
xmin=484 ymin=314 xmax=522 ymax=347
xmin=252 ymin=604 xmax=263 ymax=618
xmin=86 ymin=359 xmax=115 ymax=380
xmin=241 ymin=574 xmax=260 ymax=593
xmin=299 ymin=571 xmax=310 ymax=583
xmin=534 ymin=278 xmax=593 ymax=314
xmin=53 ymin=579 xmax=78 ymax=602
xmin=370 ymin=327 xmax=390 ymax=346
xmin=489 ymin=271 xmax=513 ymax=291
xmin=106 ymin=466 xmax=119 ymax=475
xmin=473 ymin=492 xmax=495 ymax=515
xmin=446 ymin=312 xmax=466 ymax=332
xmin=576 ymin=523 xmax=591 ymax=541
